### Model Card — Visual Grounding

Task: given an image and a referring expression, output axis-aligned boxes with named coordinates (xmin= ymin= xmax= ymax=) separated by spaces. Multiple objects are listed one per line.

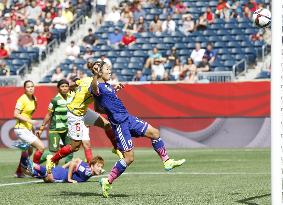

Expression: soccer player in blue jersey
xmin=89 ymin=62 xmax=186 ymax=198
xmin=20 ymin=155 xmax=104 ymax=183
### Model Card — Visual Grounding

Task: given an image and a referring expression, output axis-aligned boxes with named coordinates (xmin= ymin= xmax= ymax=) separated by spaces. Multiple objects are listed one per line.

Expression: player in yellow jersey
xmin=46 ymin=61 xmax=122 ymax=171
xmin=13 ymin=80 xmax=45 ymax=177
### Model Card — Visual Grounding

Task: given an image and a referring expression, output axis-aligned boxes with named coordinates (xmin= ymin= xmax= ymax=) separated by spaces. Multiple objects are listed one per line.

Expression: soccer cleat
xmin=164 ymin=159 xmax=186 ymax=171
xmin=46 ymin=155 xmax=55 ymax=173
xmin=12 ymin=141 xmax=31 ymax=151
xmin=27 ymin=159 xmax=34 ymax=175
xmin=112 ymin=148 xmax=124 ymax=159
xmin=99 ymin=178 xmax=112 ymax=198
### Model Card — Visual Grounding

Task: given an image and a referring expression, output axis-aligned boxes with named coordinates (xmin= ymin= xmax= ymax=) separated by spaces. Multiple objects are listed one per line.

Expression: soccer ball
xmin=252 ymin=8 xmax=271 ymax=28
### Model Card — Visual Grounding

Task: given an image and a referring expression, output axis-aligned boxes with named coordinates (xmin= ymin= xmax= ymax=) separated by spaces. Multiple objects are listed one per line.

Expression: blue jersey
xmin=51 ymin=161 xmax=92 ymax=183
xmin=72 ymin=161 xmax=93 ymax=182
xmin=91 ymin=82 xmax=129 ymax=123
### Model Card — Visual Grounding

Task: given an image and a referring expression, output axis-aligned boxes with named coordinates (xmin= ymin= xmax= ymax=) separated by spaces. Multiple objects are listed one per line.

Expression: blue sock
xmin=108 ymin=159 xmax=127 ymax=184
xmin=151 ymin=138 xmax=169 ymax=162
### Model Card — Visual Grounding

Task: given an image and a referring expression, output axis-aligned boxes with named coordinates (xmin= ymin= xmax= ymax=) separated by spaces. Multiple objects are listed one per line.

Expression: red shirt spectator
xmin=121 ymin=31 xmax=136 ymax=46
xmin=0 ymin=43 xmax=9 ymax=59
xmin=245 ymin=0 xmax=257 ymax=13
xmin=36 ymin=34 xmax=48 ymax=45
xmin=204 ymin=7 xmax=215 ymax=23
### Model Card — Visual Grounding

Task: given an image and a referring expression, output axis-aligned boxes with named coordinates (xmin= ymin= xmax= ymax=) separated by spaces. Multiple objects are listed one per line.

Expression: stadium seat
xmin=133 ymin=50 xmax=148 ymax=57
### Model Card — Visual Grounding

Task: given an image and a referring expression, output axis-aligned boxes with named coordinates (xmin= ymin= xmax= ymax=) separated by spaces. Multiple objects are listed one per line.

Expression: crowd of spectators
xmin=49 ymin=0 xmax=269 ymax=83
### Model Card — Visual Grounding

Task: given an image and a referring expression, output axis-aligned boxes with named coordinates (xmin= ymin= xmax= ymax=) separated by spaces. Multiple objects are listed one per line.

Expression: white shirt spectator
xmin=152 ymin=61 xmax=165 ymax=79
xmin=53 ymin=15 xmax=68 ymax=30
xmin=162 ymin=18 xmax=176 ymax=33
xmin=190 ymin=48 xmax=205 ymax=65
xmin=65 ymin=41 xmax=80 ymax=61
xmin=105 ymin=7 xmax=121 ymax=23
xmin=97 ymin=0 xmax=107 ymax=5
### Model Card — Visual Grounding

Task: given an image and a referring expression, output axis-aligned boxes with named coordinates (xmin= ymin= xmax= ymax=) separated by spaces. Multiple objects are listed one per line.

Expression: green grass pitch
xmin=0 ymin=148 xmax=270 ymax=205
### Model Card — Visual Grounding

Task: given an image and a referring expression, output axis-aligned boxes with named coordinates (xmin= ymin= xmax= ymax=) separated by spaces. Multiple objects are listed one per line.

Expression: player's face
xmin=59 ymin=83 xmax=69 ymax=95
xmin=92 ymin=163 xmax=104 ymax=175
xmin=25 ymin=82 xmax=35 ymax=96
xmin=101 ymin=66 xmax=111 ymax=81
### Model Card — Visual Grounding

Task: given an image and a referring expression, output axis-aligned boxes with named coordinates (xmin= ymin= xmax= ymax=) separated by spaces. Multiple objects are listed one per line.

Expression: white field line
xmin=0 ymin=171 xmax=270 ymax=187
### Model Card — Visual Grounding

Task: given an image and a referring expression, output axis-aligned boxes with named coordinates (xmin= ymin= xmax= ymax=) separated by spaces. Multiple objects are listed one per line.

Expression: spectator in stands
xmin=180 ymin=14 xmax=194 ymax=35
xmin=151 ymin=58 xmax=165 ymax=80
xmin=132 ymin=70 xmax=146 ymax=81
xmin=134 ymin=16 xmax=146 ymax=33
xmin=105 ymin=6 xmax=121 ymax=24
xmin=166 ymin=47 xmax=178 ymax=68
xmin=215 ymin=0 xmax=231 ymax=20
xmin=196 ymin=56 xmax=210 ymax=72
xmin=66 ymin=65 xmax=79 ymax=81
xmin=204 ymin=7 xmax=215 ymax=24
xmin=97 ymin=53 xmax=112 ymax=68
xmin=123 ymin=17 xmax=136 ymax=33
xmin=95 ymin=0 xmax=107 ymax=26
xmin=109 ymin=73 xmax=119 ymax=84
xmin=121 ymin=30 xmax=136 ymax=46
xmin=204 ymin=43 xmax=216 ymax=64
xmin=26 ymin=1 xmax=42 ymax=23
xmin=243 ymin=6 xmax=252 ymax=19
xmin=6 ymin=37 xmax=18 ymax=53
xmin=18 ymin=28 xmax=34 ymax=47
xmin=181 ymin=57 xmax=197 ymax=81
xmin=245 ymin=0 xmax=258 ymax=13
xmin=230 ymin=1 xmax=242 ymax=19
xmin=163 ymin=70 xmax=173 ymax=81
xmin=190 ymin=42 xmax=205 ymax=66
xmin=83 ymin=45 xmax=95 ymax=60
xmin=149 ymin=15 xmax=162 ymax=34
xmin=162 ymin=15 xmax=176 ymax=33
xmin=121 ymin=5 xmax=133 ymax=24
xmin=34 ymin=32 xmax=48 ymax=57
xmin=170 ymin=58 xmax=183 ymax=80
xmin=174 ymin=0 xmax=189 ymax=14
xmin=34 ymin=19 xmax=44 ymax=34
xmin=133 ymin=4 xmax=145 ymax=21
xmin=195 ymin=14 xmax=208 ymax=31
xmin=145 ymin=47 xmax=162 ymax=68
xmin=52 ymin=9 xmax=68 ymax=41
xmin=51 ymin=66 xmax=64 ymax=83
xmin=108 ymin=27 xmax=123 ymax=49
xmin=83 ymin=28 xmax=98 ymax=46
xmin=43 ymin=25 xmax=53 ymax=43
xmin=65 ymin=40 xmax=80 ymax=61
xmin=62 ymin=6 xmax=74 ymax=24
xmin=0 ymin=61 xmax=10 ymax=76
xmin=78 ymin=70 xmax=86 ymax=79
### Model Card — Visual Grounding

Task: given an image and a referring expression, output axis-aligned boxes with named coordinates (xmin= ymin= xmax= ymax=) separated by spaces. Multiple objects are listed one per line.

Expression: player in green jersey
xmin=36 ymin=79 xmax=73 ymax=163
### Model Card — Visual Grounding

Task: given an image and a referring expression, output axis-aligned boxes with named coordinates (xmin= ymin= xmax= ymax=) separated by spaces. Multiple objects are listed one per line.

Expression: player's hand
xmin=35 ymin=130 xmax=42 ymax=138
xmin=68 ymin=179 xmax=77 ymax=183
xmin=114 ymin=83 xmax=125 ymax=92
xmin=91 ymin=64 xmax=99 ymax=75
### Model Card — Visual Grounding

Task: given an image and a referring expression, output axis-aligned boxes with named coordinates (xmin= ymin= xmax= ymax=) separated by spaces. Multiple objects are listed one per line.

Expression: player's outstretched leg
xmin=46 ymin=140 xmax=82 ymax=173
xmin=145 ymin=125 xmax=185 ymax=171
xmin=100 ymin=151 xmax=133 ymax=197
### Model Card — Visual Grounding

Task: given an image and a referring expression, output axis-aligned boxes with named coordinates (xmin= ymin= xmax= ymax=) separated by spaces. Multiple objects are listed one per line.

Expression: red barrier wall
xmin=0 ymin=82 xmax=270 ymax=148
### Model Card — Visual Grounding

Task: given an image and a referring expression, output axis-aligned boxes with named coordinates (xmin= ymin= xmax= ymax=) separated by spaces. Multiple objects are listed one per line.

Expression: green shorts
xmin=48 ymin=131 xmax=71 ymax=152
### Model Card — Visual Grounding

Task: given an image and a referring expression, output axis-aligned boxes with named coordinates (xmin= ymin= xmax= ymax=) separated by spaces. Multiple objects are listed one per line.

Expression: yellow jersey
xmin=14 ymin=94 xmax=37 ymax=130
xmin=67 ymin=77 xmax=94 ymax=116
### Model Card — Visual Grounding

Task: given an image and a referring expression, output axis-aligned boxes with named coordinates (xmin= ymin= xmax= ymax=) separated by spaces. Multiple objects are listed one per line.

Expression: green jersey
xmin=48 ymin=93 xmax=74 ymax=132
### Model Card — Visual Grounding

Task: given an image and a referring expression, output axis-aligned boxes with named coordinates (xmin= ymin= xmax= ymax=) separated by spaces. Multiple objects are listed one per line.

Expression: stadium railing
xmin=197 ymin=71 xmax=235 ymax=83
xmin=233 ymin=59 xmax=247 ymax=76
xmin=0 ymin=76 xmax=21 ymax=86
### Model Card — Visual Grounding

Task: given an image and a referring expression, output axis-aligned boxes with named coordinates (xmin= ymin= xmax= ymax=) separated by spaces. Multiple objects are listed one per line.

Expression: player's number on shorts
xmin=128 ymin=139 xmax=133 ymax=146
xmin=75 ymin=123 xmax=81 ymax=131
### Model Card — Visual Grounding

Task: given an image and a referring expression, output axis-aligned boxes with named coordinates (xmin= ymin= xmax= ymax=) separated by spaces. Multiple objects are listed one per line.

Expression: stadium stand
xmin=0 ymin=0 xmax=271 ymax=84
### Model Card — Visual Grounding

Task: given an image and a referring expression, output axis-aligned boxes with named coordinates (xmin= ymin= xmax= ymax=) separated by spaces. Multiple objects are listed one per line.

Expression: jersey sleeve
xmin=75 ymin=79 xmax=81 ymax=86
xmin=48 ymin=99 xmax=56 ymax=112
xmin=15 ymin=96 xmax=25 ymax=111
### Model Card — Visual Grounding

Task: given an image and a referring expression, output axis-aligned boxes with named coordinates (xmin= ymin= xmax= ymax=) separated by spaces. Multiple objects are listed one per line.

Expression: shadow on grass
xmin=49 ymin=191 xmax=129 ymax=198
xmin=235 ymin=193 xmax=271 ymax=205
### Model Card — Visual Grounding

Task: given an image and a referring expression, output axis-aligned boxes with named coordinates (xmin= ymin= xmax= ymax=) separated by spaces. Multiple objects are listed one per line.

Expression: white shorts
xmin=67 ymin=109 xmax=100 ymax=141
xmin=14 ymin=128 xmax=37 ymax=144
